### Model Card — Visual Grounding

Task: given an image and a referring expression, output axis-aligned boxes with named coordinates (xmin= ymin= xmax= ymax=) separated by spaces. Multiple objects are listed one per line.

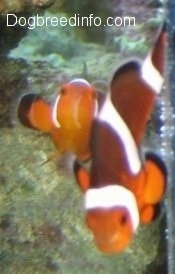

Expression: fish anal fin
xmin=18 ymin=93 xmax=52 ymax=132
xmin=74 ymin=161 xmax=90 ymax=192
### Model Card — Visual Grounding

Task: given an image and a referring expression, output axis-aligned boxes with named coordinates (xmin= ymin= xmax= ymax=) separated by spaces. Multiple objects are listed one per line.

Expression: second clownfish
xmin=18 ymin=79 xmax=99 ymax=161
xmin=74 ymin=24 xmax=167 ymax=253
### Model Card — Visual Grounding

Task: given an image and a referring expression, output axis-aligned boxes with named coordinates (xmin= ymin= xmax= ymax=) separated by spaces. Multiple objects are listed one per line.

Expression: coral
xmin=0 ymin=0 xmax=54 ymax=14
xmin=50 ymin=0 xmax=109 ymax=42
xmin=0 ymin=0 xmax=55 ymax=56
xmin=0 ymin=58 xmax=28 ymax=127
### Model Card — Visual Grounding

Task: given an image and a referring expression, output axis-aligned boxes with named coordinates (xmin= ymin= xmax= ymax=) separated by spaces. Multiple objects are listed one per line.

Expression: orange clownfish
xmin=74 ymin=24 xmax=167 ymax=253
xmin=18 ymin=79 xmax=98 ymax=161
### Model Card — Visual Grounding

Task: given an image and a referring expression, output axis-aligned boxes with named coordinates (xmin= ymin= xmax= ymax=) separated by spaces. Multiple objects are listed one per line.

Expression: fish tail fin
xmin=18 ymin=93 xmax=52 ymax=132
xmin=151 ymin=22 xmax=167 ymax=75
xmin=74 ymin=160 xmax=90 ymax=192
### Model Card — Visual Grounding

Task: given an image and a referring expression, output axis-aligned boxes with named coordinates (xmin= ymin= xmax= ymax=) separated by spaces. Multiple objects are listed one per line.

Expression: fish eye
xmin=60 ymin=87 xmax=66 ymax=95
xmin=120 ymin=214 xmax=127 ymax=226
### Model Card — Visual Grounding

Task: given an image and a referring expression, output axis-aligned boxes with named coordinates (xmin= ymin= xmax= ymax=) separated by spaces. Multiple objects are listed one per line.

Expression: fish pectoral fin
xmin=74 ymin=160 xmax=90 ymax=192
xmin=18 ymin=93 xmax=52 ymax=132
xmin=77 ymin=150 xmax=91 ymax=162
xmin=140 ymin=204 xmax=154 ymax=224
xmin=41 ymin=151 xmax=60 ymax=166
xmin=140 ymin=202 xmax=161 ymax=224
xmin=143 ymin=153 xmax=167 ymax=204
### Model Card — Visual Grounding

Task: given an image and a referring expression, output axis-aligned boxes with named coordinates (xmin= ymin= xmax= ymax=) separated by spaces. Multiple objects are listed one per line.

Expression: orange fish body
xmin=18 ymin=79 xmax=98 ymax=161
xmin=74 ymin=25 xmax=167 ymax=253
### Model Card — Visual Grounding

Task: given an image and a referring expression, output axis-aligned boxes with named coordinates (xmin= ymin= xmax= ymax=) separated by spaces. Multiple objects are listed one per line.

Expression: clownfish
xmin=18 ymin=79 xmax=98 ymax=161
xmin=74 ymin=24 xmax=167 ymax=253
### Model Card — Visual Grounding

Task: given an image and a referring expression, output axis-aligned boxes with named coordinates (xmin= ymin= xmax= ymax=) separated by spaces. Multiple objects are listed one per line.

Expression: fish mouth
xmin=96 ymin=240 xmax=128 ymax=254
xmin=95 ymin=233 xmax=131 ymax=254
